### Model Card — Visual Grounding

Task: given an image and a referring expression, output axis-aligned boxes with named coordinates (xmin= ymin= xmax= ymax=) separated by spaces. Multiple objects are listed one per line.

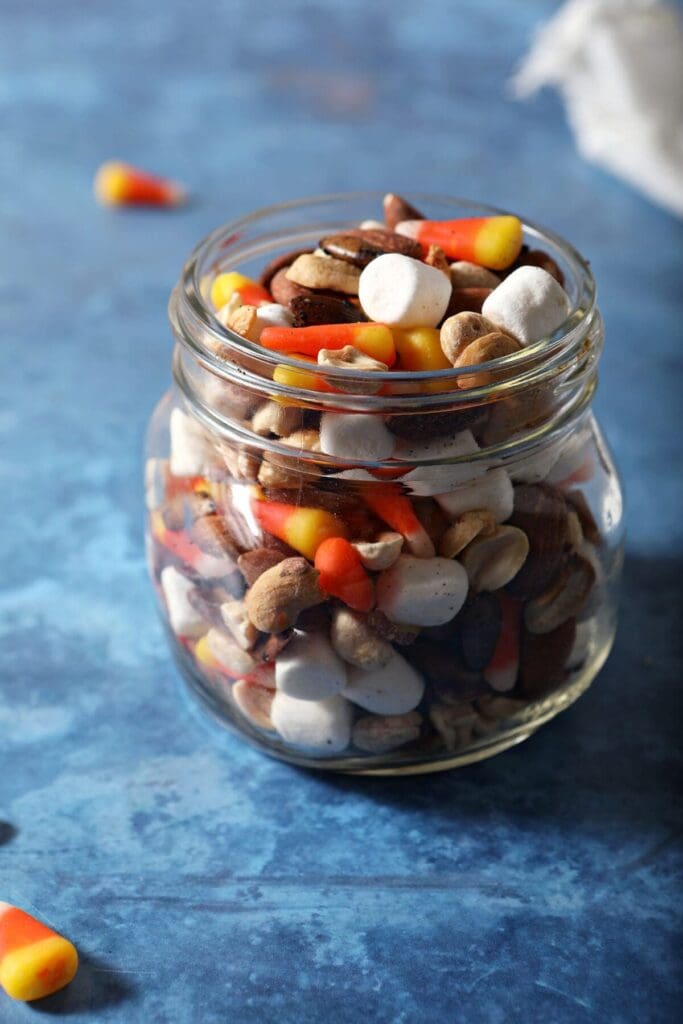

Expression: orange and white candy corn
xmin=253 ymin=499 xmax=347 ymax=560
xmin=210 ymin=272 xmax=272 ymax=310
xmin=94 ymin=160 xmax=186 ymax=207
xmin=0 ymin=903 xmax=78 ymax=1002
xmin=396 ymin=216 xmax=523 ymax=270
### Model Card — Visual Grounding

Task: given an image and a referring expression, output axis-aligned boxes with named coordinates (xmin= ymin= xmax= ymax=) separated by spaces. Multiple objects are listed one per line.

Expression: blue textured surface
xmin=1 ymin=1 xmax=682 ymax=1021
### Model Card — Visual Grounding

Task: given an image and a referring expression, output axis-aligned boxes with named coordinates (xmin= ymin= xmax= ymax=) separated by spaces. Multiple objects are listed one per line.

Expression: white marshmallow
xmin=482 ymin=266 xmax=571 ymax=345
xmin=271 ymin=692 xmax=352 ymax=754
xmin=320 ymin=412 xmax=396 ymax=462
xmin=145 ymin=457 xmax=169 ymax=510
xmin=343 ymin=651 xmax=425 ymax=715
xmin=435 ymin=467 xmax=514 ymax=524
xmin=169 ymin=407 xmax=215 ymax=477
xmin=358 ymin=253 xmax=452 ymax=328
xmin=253 ymin=302 xmax=294 ymax=332
xmin=396 ymin=430 xmax=488 ymax=496
xmin=275 ymin=631 xmax=348 ymax=702
xmin=160 ymin=566 xmax=206 ymax=638
xmin=376 ymin=555 xmax=468 ymax=627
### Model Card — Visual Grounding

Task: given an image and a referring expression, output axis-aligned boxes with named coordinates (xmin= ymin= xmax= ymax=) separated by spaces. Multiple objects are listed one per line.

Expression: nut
xmin=454 ymin=332 xmax=522 ymax=389
xmin=459 ymin=525 xmax=530 ymax=591
xmin=330 ymin=606 xmax=394 ymax=670
xmin=459 ymin=592 xmax=502 ymax=671
xmin=506 ymin=483 xmax=570 ymax=599
xmin=476 ymin=694 xmax=528 ymax=720
xmin=429 ymin=702 xmax=478 ymax=751
xmin=438 ymin=509 xmax=496 ymax=557
xmin=524 ymin=553 xmax=596 ymax=634
xmin=258 ymin=248 xmax=313 ymax=289
xmin=319 ymin=233 xmax=386 ymax=268
xmin=511 ymin=248 xmax=564 ymax=286
xmin=269 ymin=267 xmax=312 ymax=306
xmin=237 ymin=547 xmax=288 ymax=586
xmin=190 ymin=514 xmax=240 ymax=559
xmin=449 ymin=261 xmax=501 ymax=289
xmin=227 ymin=304 xmax=260 ymax=342
xmin=443 ymin=286 xmax=493 ymax=317
xmin=352 ymin=711 xmax=422 ymax=753
xmin=518 ymin=617 xmax=576 ymax=698
xmin=365 ymin=609 xmax=420 ymax=646
xmin=424 ymin=244 xmax=450 ymax=276
xmin=383 ymin=192 xmax=425 ymax=231
xmin=318 ymin=345 xmax=388 ymax=394
xmin=440 ymin=311 xmax=499 ymax=365
xmin=281 ymin=429 xmax=322 ymax=452
xmin=352 ymin=531 xmax=404 ymax=571
xmin=285 ymin=253 xmax=361 ymax=295
xmin=205 ymin=627 xmax=257 ymax=677
xmin=232 ymin=678 xmax=275 ymax=731
xmin=220 ymin=597 xmax=258 ymax=650
xmin=290 ymin=293 xmax=366 ymax=327
xmin=566 ymin=489 xmax=601 ymax=545
xmin=340 ymin=226 xmax=423 ymax=260
xmin=245 ymin=557 xmax=324 ymax=633
xmin=251 ymin=401 xmax=303 ymax=438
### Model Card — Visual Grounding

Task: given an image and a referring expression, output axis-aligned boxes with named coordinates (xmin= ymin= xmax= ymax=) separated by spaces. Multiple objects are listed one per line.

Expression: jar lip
xmin=171 ymin=191 xmax=597 ymax=402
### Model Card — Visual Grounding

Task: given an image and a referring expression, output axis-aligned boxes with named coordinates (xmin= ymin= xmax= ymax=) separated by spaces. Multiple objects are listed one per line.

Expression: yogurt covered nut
xmin=270 ymin=691 xmax=353 ymax=754
xmin=343 ymin=650 xmax=425 ymax=715
xmin=376 ymin=555 xmax=468 ymax=627
xmin=275 ymin=630 xmax=347 ymax=701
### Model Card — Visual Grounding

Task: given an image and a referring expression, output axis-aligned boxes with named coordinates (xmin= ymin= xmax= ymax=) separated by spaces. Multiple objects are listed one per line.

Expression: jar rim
xmin=169 ymin=191 xmax=598 ymax=410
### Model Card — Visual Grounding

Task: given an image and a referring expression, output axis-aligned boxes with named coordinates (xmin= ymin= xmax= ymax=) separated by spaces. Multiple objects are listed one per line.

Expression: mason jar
xmin=145 ymin=193 xmax=624 ymax=774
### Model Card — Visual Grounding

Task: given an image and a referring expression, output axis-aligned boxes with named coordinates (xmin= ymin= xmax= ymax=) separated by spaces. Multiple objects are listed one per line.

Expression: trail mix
xmin=147 ymin=194 xmax=604 ymax=762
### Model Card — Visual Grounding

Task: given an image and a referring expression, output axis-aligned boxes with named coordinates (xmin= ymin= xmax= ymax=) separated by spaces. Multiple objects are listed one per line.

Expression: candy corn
xmin=253 ymin=500 xmax=347 ymax=560
xmin=363 ymin=488 xmax=435 ymax=558
xmin=393 ymin=327 xmax=451 ymax=373
xmin=210 ymin=272 xmax=272 ymax=310
xmin=0 ymin=903 xmax=78 ymax=1002
xmin=314 ymin=537 xmax=375 ymax=612
xmin=260 ymin=324 xmax=396 ymax=366
xmin=484 ymin=594 xmax=520 ymax=692
xmin=273 ymin=357 xmax=335 ymax=393
xmin=94 ymin=160 xmax=185 ymax=208
xmin=396 ymin=216 xmax=523 ymax=270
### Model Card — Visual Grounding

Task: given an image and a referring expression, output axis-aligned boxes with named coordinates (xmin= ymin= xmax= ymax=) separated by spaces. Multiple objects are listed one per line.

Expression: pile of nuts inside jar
xmin=147 ymin=193 xmax=603 ymax=762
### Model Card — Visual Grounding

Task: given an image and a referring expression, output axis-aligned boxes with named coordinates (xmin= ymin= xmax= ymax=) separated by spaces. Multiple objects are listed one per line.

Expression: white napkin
xmin=511 ymin=0 xmax=683 ymax=217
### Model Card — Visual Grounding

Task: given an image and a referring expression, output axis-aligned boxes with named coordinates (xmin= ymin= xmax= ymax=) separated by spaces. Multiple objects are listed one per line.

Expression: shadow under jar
xmin=145 ymin=193 xmax=624 ymax=774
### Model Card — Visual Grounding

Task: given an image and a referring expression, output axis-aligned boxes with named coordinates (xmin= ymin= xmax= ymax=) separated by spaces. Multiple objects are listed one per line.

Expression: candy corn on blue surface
xmin=1 ymin=1 xmax=682 ymax=1021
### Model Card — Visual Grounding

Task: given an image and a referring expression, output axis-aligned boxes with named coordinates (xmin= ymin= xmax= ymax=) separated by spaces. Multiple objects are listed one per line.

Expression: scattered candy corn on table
xmin=1 ymin=0 xmax=682 ymax=1021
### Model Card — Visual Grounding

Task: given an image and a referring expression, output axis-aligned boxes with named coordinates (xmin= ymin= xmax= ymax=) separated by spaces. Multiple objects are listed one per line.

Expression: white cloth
xmin=511 ymin=0 xmax=683 ymax=217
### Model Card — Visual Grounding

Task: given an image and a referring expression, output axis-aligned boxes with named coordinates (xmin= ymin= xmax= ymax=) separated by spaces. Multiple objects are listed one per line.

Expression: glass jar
xmin=145 ymin=193 xmax=624 ymax=774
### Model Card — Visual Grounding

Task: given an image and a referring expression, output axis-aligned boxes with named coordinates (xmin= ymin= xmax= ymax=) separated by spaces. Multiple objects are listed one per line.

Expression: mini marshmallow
xmin=145 ymin=457 xmax=169 ymax=510
xmin=275 ymin=630 xmax=348 ymax=701
xmin=271 ymin=692 xmax=352 ymax=754
xmin=482 ymin=266 xmax=571 ymax=345
xmin=343 ymin=651 xmax=425 ymax=715
xmin=395 ymin=430 xmax=488 ymax=496
xmin=160 ymin=566 xmax=206 ymax=637
xmin=435 ymin=467 xmax=514 ymax=524
xmin=169 ymin=407 xmax=215 ymax=477
xmin=320 ymin=412 xmax=396 ymax=461
xmin=358 ymin=253 xmax=452 ymax=328
xmin=376 ymin=555 xmax=468 ymax=626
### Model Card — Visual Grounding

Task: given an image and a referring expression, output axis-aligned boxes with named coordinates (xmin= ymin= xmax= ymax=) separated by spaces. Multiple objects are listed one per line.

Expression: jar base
xmin=171 ymin=627 xmax=615 ymax=775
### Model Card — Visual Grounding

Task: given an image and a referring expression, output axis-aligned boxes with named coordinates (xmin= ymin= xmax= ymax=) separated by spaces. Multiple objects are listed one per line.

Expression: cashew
xmin=352 ymin=532 xmax=404 ymax=571
xmin=318 ymin=346 xmax=388 ymax=395
xmin=245 ymin=558 xmax=324 ymax=633
xmin=227 ymin=304 xmax=260 ymax=342
xmin=459 ymin=525 xmax=530 ymax=592
xmin=250 ymin=401 xmax=303 ymax=438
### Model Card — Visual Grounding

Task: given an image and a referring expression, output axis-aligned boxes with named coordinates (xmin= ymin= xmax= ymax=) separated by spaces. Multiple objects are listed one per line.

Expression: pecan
xmin=245 ymin=557 xmax=324 ymax=633
xmin=505 ymin=484 xmax=570 ymax=599
xmin=454 ymin=332 xmax=522 ymax=389
xmin=290 ymin=293 xmax=366 ymax=327
xmin=319 ymin=233 xmax=386 ymax=268
xmin=285 ymin=253 xmax=360 ymax=295
xmin=383 ymin=192 xmax=425 ymax=231
xmin=518 ymin=617 xmax=576 ymax=698
xmin=523 ymin=553 xmax=596 ymax=634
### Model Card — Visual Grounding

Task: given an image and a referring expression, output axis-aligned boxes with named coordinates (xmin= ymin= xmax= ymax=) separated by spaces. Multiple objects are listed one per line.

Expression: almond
xmin=449 ymin=262 xmax=500 ymax=289
xmin=383 ymin=193 xmax=425 ymax=231
xmin=443 ymin=286 xmax=493 ymax=317
xmin=269 ymin=266 xmax=313 ymax=306
xmin=259 ymin=248 xmax=314 ymax=289
xmin=237 ymin=547 xmax=288 ymax=586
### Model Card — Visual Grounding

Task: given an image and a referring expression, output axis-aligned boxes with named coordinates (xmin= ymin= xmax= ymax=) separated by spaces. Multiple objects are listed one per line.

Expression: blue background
xmin=1 ymin=1 xmax=682 ymax=1021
